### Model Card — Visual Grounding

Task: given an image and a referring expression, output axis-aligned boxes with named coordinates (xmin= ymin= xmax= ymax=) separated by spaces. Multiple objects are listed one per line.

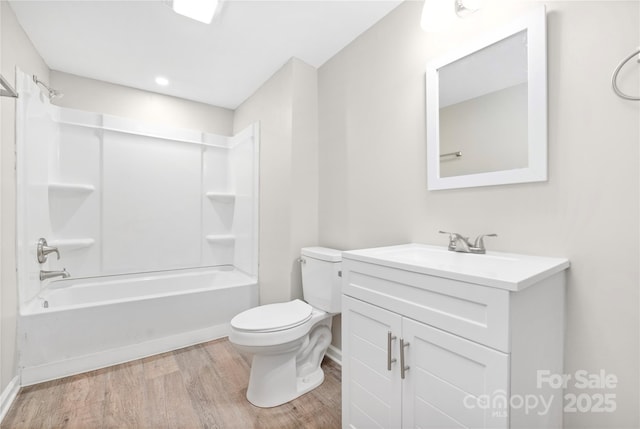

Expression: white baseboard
xmin=0 ymin=376 xmax=20 ymax=424
xmin=20 ymin=323 xmax=229 ymax=386
xmin=325 ymin=344 xmax=342 ymax=366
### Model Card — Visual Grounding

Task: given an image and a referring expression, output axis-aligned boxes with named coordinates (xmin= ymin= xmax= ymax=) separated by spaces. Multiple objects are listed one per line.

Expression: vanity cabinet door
xmin=342 ymin=296 xmax=403 ymax=429
xmin=401 ymin=318 xmax=509 ymax=429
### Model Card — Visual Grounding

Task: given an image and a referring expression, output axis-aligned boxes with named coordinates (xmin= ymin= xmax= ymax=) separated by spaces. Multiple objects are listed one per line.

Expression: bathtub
xmin=18 ymin=266 xmax=258 ymax=385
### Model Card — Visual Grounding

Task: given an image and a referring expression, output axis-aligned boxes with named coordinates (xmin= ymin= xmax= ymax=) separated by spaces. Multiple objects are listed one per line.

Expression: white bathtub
xmin=19 ymin=266 xmax=258 ymax=385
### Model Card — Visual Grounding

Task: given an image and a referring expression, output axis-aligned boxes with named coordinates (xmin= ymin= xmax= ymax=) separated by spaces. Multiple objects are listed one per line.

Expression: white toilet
xmin=228 ymin=247 xmax=342 ymax=408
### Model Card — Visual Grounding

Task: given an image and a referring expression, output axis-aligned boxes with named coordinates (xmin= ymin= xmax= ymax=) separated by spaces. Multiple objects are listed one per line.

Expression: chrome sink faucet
xmin=439 ymin=231 xmax=497 ymax=254
xmin=39 ymin=269 xmax=70 ymax=281
xmin=440 ymin=231 xmax=471 ymax=252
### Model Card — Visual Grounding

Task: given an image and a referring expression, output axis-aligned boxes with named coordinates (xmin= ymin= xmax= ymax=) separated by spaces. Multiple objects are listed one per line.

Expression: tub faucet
xmin=439 ymin=231 xmax=498 ymax=254
xmin=39 ymin=269 xmax=70 ymax=281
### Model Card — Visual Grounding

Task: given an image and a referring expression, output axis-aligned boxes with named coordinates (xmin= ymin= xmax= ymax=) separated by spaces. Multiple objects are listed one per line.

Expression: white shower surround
xmin=15 ymin=70 xmax=260 ymax=384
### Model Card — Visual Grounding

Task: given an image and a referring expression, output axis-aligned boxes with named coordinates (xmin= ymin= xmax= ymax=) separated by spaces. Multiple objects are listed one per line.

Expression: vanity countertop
xmin=342 ymin=243 xmax=570 ymax=291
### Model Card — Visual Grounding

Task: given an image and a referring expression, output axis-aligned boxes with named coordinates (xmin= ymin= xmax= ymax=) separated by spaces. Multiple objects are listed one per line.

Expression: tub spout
xmin=39 ymin=269 xmax=70 ymax=281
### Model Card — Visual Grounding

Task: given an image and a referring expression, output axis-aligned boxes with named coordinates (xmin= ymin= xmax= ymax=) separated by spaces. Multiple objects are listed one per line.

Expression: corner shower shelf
xmin=205 ymin=192 xmax=236 ymax=204
xmin=48 ymin=183 xmax=95 ymax=196
xmin=48 ymin=238 xmax=95 ymax=251
xmin=205 ymin=234 xmax=235 ymax=245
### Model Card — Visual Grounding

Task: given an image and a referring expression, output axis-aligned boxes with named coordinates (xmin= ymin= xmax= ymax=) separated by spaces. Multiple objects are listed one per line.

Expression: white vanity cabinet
xmin=341 ymin=244 xmax=570 ymax=429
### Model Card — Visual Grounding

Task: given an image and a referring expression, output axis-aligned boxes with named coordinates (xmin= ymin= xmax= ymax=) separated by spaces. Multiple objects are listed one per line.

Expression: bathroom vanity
xmin=341 ymin=243 xmax=569 ymax=429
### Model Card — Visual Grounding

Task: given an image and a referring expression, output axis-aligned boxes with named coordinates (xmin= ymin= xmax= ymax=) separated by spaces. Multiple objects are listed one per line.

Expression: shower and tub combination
xmin=15 ymin=70 xmax=259 ymax=385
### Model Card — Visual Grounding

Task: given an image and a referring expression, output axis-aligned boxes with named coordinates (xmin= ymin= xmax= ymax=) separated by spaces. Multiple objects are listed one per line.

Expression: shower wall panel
xmin=102 ymin=132 xmax=202 ymax=274
xmin=16 ymin=73 xmax=55 ymax=302
xmin=48 ymin=122 xmax=102 ymax=278
xmin=231 ymin=126 xmax=260 ymax=277
xmin=202 ymin=145 xmax=234 ymax=267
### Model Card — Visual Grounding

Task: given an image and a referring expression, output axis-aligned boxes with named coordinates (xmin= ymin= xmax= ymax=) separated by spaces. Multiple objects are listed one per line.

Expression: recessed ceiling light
xmin=172 ymin=0 xmax=219 ymax=24
xmin=155 ymin=76 xmax=169 ymax=86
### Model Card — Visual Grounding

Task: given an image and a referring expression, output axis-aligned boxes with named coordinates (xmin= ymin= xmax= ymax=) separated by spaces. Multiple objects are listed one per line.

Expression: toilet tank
xmin=300 ymin=247 xmax=342 ymax=313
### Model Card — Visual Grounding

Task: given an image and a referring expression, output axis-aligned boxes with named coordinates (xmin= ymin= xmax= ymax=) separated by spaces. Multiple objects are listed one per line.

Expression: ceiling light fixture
xmin=172 ymin=0 xmax=219 ymax=24
xmin=155 ymin=76 xmax=170 ymax=86
xmin=421 ymin=0 xmax=483 ymax=32
xmin=455 ymin=0 xmax=483 ymax=17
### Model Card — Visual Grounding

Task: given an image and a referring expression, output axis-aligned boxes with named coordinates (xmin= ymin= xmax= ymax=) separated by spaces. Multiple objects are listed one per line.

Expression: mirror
xmin=426 ymin=6 xmax=547 ymax=190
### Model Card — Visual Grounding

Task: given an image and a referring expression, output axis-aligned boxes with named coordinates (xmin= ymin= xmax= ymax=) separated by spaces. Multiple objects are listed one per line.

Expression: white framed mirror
xmin=426 ymin=6 xmax=547 ymax=190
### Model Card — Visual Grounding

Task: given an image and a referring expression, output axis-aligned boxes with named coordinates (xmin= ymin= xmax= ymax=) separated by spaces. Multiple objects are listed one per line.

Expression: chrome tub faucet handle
xmin=37 ymin=238 xmax=60 ymax=263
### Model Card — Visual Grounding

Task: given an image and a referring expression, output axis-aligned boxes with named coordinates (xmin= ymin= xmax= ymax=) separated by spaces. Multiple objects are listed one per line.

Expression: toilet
xmin=228 ymin=247 xmax=342 ymax=408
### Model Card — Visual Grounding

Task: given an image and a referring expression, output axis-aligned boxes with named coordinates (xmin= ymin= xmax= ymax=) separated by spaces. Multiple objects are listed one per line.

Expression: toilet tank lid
xmin=301 ymin=247 xmax=342 ymax=262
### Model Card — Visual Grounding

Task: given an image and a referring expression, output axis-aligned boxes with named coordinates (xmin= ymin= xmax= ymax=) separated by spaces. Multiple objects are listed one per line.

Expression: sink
xmin=342 ymin=243 xmax=570 ymax=291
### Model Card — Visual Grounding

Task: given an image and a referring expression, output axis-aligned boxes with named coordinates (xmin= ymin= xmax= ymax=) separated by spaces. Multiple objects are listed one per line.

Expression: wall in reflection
xmin=439 ymin=82 xmax=528 ymax=177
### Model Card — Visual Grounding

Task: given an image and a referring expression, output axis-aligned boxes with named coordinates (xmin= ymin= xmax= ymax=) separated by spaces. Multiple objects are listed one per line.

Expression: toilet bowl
xmin=228 ymin=247 xmax=342 ymax=408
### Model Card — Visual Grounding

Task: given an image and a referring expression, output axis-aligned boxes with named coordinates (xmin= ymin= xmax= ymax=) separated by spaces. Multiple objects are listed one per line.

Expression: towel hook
xmin=611 ymin=47 xmax=640 ymax=101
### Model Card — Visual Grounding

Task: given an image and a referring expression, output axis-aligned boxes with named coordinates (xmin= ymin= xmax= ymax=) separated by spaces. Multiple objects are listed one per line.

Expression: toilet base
xmin=246 ymin=353 xmax=326 ymax=408
xmin=296 ymin=366 xmax=325 ymax=397
xmin=244 ymin=321 xmax=332 ymax=408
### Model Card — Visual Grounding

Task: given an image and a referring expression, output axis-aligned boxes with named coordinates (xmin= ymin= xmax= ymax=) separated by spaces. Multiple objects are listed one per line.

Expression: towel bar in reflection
xmin=440 ymin=151 xmax=462 ymax=158
xmin=0 ymin=74 xmax=18 ymax=98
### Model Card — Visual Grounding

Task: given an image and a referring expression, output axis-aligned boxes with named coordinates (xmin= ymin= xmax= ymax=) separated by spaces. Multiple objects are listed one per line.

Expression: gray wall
xmin=51 ymin=71 xmax=234 ymax=136
xmin=440 ymin=83 xmax=528 ymax=177
xmin=233 ymin=58 xmax=319 ymax=305
xmin=318 ymin=1 xmax=639 ymax=428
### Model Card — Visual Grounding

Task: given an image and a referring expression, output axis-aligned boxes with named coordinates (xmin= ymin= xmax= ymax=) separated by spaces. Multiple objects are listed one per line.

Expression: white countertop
xmin=342 ymin=243 xmax=570 ymax=291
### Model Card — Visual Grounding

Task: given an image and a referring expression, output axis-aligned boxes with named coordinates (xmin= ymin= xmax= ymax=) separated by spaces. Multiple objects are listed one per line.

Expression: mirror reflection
xmin=439 ymin=30 xmax=529 ymax=178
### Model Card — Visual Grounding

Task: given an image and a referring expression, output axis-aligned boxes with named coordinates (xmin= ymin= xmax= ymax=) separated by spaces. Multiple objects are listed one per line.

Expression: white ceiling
xmin=9 ymin=0 xmax=402 ymax=109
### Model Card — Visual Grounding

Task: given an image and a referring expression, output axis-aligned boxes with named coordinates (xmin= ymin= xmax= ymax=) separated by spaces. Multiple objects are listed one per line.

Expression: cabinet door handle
xmin=400 ymin=338 xmax=410 ymax=379
xmin=387 ymin=331 xmax=397 ymax=371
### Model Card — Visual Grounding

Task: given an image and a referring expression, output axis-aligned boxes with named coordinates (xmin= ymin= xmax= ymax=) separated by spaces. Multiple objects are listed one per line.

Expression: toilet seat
xmin=230 ymin=299 xmax=313 ymax=333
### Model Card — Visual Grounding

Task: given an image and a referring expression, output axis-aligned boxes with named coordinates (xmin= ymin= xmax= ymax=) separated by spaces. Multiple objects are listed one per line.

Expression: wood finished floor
xmin=1 ymin=338 xmax=341 ymax=429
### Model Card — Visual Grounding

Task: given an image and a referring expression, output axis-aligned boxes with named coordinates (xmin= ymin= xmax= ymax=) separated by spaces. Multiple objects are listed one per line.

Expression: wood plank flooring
xmin=1 ymin=338 xmax=342 ymax=429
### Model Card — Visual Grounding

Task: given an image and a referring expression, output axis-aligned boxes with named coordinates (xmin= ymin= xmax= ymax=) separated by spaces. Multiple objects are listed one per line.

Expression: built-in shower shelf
xmin=205 ymin=192 xmax=236 ymax=204
xmin=205 ymin=234 xmax=235 ymax=245
xmin=49 ymin=183 xmax=95 ymax=196
xmin=48 ymin=238 xmax=95 ymax=251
